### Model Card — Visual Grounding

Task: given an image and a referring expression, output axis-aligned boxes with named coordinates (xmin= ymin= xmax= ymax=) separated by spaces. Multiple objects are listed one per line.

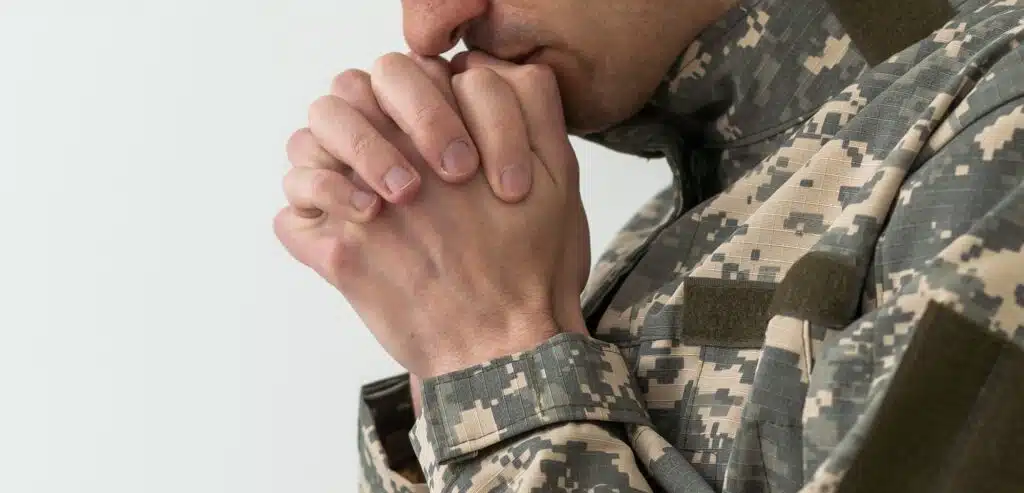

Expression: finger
xmin=287 ymin=127 xmax=346 ymax=172
xmin=407 ymin=53 xmax=458 ymax=109
xmin=283 ymin=166 xmax=381 ymax=223
xmin=287 ymin=127 xmax=378 ymax=196
xmin=308 ymin=94 xmax=421 ymax=203
xmin=330 ymin=69 xmax=397 ymax=134
xmin=371 ymin=52 xmax=480 ymax=182
xmin=455 ymin=52 xmax=573 ymax=188
xmin=499 ymin=64 xmax=574 ymax=188
xmin=451 ymin=50 xmax=516 ymax=72
xmin=452 ymin=67 xmax=534 ymax=202
xmin=327 ymin=72 xmax=408 ymax=199
xmin=331 ymin=68 xmax=446 ymax=195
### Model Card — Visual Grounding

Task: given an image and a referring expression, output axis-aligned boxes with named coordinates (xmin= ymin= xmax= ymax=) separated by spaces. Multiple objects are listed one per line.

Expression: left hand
xmin=275 ymin=53 xmax=591 ymax=378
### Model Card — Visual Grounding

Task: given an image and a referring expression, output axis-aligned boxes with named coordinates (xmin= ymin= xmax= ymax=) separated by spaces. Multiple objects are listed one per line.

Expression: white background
xmin=0 ymin=2 xmax=671 ymax=492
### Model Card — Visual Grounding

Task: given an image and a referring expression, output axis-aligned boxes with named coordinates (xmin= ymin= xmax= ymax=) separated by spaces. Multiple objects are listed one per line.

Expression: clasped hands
xmin=274 ymin=52 xmax=591 ymax=382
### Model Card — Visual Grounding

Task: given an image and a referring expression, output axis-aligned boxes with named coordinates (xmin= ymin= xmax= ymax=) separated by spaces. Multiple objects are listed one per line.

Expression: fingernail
xmin=442 ymin=140 xmax=478 ymax=176
xmin=350 ymin=190 xmax=375 ymax=211
xmin=384 ymin=167 xmax=414 ymax=194
xmin=500 ymin=166 xmax=530 ymax=197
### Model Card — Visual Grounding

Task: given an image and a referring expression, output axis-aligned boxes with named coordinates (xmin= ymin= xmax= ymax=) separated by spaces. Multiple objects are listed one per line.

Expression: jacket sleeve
xmin=358 ymin=372 xmax=430 ymax=492
xmin=393 ymin=333 xmax=658 ymax=492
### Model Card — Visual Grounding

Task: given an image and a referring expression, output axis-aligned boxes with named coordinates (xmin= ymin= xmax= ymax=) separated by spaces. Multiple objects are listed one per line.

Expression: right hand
xmin=285 ymin=53 xmax=535 ymax=224
xmin=279 ymin=58 xmax=588 ymax=377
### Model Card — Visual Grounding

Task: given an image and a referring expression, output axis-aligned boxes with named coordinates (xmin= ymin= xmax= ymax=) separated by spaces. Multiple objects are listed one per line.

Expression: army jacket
xmin=359 ymin=0 xmax=1024 ymax=491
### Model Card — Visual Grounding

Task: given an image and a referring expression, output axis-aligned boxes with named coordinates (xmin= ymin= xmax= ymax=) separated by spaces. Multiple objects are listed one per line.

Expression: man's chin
xmin=564 ymin=107 xmax=619 ymax=137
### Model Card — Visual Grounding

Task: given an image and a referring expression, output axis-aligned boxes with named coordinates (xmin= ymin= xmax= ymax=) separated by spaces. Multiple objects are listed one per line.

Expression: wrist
xmin=423 ymin=313 xmax=566 ymax=378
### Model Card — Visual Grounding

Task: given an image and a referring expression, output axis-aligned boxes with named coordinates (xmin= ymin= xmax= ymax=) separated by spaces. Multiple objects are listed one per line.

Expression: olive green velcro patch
xmin=770 ymin=251 xmax=861 ymax=329
xmin=682 ymin=277 xmax=775 ymax=347
xmin=825 ymin=0 xmax=956 ymax=65
xmin=838 ymin=301 xmax=1024 ymax=493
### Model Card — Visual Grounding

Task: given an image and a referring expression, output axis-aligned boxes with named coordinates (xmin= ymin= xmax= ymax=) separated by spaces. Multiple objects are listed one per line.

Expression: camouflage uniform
xmin=359 ymin=0 xmax=1024 ymax=491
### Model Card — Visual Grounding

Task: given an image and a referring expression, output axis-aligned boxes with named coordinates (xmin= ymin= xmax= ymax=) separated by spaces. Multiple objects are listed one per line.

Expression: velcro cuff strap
xmin=413 ymin=333 xmax=651 ymax=465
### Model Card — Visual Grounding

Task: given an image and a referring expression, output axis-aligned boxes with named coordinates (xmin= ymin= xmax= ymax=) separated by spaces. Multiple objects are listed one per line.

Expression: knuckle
xmin=411 ymin=54 xmax=450 ymax=76
xmin=458 ymin=67 xmax=499 ymax=88
xmin=324 ymin=236 xmax=362 ymax=279
xmin=306 ymin=168 xmax=335 ymax=200
xmin=373 ymin=51 xmax=410 ymax=75
xmin=331 ymin=69 xmax=371 ymax=98
xmin=515 ymin=63 xmax=556 ymax=86
xmin=451 ymin=72 xmax=468 ymax=92
xmin=345 ymin=211 xmax=369 ymax=224
xmin=273 ymin=210 xmax=307 ymax=256
xmin=347 ymin=129 xmax=377 ymax=160
xmin=282 ymin=167 xmax=303 ymax=193
xmin=347 ymin=205 xmax=377 ymax=224
xmin=285 ymin=127 xmax=314 ymax=159
xmin=308 ymin=94 xmax=343 ymax=125
xmin=410 ymin=102 xmax=446 ymax=129
xmin=272 ymin=208 xmax=293 ymax=239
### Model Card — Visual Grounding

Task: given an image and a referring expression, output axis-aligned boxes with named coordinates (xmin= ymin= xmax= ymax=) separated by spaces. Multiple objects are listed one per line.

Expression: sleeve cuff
xmin=411 ymin=332 xmax=652 ymax=465
xmin=358 ymin=373 xmax=426 ymax=487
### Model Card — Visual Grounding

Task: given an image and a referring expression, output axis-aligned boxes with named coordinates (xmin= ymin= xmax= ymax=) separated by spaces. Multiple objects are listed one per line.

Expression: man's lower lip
xmin=515 ymin=48 xmax=544 ymax=65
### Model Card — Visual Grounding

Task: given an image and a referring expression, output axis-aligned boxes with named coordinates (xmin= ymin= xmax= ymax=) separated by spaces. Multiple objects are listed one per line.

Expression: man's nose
xmin=401 ymin=0 xmax=487 ymax=56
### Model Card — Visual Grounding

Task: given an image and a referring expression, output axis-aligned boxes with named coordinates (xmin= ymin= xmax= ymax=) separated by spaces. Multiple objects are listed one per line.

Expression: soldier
xmin=275 ymin=0 xmax=1024 ymax=491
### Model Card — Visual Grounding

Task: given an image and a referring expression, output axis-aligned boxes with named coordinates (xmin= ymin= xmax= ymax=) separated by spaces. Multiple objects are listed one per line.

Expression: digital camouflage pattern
xmin=358 ymin=0 xmax=1024 ymax=490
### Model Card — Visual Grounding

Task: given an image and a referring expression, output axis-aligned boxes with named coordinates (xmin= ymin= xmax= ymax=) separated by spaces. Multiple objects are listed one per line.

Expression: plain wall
xmin=0 ymin=2 xmax=672 ymax=492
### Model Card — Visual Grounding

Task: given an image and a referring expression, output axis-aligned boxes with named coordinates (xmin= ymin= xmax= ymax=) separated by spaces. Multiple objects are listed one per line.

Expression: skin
xmin=286 ymin=1 xmax=737 ymax=220
xmin=402 ymin=0 xmax=738 ymax=134
xmin=277 ymin=57 xmax=590 ymax=379
xmin=279 ymin=1 xmax=739 ymax=415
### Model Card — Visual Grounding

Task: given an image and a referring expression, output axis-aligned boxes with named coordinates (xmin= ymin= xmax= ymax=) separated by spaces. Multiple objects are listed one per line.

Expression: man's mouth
xmin=509 ymin=48 xmax=543 ymax=65
xmin=467 ymin=41 xmax=543 ymax=65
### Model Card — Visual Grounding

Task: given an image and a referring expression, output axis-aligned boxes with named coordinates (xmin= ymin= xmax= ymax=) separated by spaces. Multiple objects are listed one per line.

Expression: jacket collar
xmin=582 ymin=0 xmax=868 ymax=167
